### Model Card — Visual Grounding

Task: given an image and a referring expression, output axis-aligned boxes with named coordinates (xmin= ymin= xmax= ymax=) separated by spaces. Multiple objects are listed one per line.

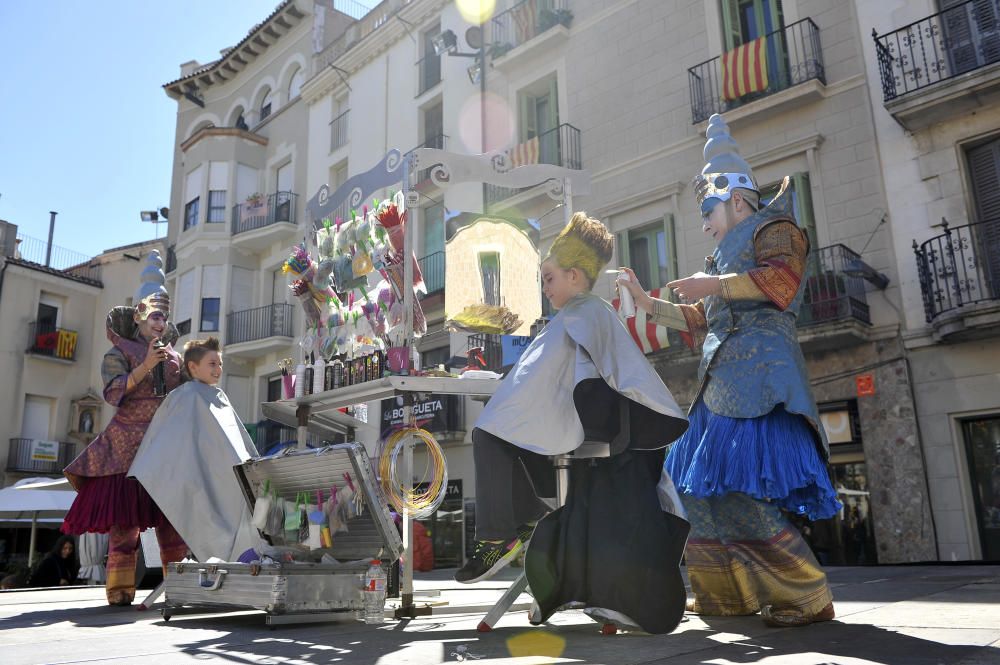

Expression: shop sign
xmin=30 ymin=439 xmax=59 ymax=462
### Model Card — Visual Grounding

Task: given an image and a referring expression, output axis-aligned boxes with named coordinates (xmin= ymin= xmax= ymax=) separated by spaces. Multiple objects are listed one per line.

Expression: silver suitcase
xmin=163 ymin=442 xmax=403 ymax=625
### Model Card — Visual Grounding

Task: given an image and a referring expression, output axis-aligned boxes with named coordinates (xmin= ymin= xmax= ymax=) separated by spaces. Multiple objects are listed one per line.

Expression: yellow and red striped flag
xmin=722 ymin=37 xmax=769 ymax=102
xmin=508 ymin=136 xmax=540 ymax=168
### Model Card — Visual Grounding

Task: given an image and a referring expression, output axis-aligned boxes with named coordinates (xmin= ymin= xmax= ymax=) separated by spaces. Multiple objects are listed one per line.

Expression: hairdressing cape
xmin=475 ymin=292 xmax=688 ymax=454
xmin=128 ymin=380 xmax=262 ymax=562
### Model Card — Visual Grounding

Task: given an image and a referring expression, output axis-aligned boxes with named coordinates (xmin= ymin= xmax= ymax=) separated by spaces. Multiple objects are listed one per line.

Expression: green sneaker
xmin=454 ymin=537 xmax=523 ymax=584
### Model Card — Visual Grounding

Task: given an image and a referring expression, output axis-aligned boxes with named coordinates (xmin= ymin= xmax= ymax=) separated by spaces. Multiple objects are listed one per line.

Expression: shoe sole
xmin=456 ymin=540 xmax=523 ymax=584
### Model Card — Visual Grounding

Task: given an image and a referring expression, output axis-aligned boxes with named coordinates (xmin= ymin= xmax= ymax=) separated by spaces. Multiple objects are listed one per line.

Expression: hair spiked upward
xmin=545 ymin=212 xmax=614 ymax=285
xmin=183 ymin=336 xmax=221 ymax=370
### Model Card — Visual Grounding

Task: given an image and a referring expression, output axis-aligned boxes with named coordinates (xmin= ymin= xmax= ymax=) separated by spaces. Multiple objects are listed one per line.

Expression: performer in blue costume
xmin=457 ymin=212 xmax=691 ymax=634
xmin=620 ymin=114 xmax=841 ymax=628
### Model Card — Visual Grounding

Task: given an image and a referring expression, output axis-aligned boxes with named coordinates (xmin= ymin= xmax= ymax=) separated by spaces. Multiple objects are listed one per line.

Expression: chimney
xmin=0 ymin=220 xmax=17 ymax=258
xmin=180 ymin=60 xmax=201 ymax=77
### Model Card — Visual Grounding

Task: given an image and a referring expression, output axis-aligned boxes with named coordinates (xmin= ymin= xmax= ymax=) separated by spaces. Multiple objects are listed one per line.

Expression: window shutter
xmin=720 ymin=0 xmax=743 ymax=50
xmin=663 ymin=213 xmax=679 ymax=283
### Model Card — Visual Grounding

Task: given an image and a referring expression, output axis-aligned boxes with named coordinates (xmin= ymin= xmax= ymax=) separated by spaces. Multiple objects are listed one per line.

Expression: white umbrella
xmin=1 ymin=477 xmax=76 ymax=566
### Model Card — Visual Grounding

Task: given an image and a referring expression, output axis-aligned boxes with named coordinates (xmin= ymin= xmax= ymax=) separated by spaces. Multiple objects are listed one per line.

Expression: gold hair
xmin=545 ymin=212 xmax=614 ymax=287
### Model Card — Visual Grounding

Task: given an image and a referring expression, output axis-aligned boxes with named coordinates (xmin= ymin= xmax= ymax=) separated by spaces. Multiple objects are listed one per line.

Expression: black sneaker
xmin=516 ymin=522 xmax=536 ymax=545
xmin=454 ymin=537 xmax=523 ymax=584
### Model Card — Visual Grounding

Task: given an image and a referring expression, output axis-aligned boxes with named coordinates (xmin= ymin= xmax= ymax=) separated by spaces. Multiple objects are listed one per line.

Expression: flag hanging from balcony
xmin=512 ymin=0 xmax=538 ymax=44
xmin=721 ymin=37 xmax=769 ymax=101
xmin=612 ymin=287 xmax=671 ymax=353
xmin=56 ymin=329 xmax=78 ymax=360
xmin=508 ymin=136 xmax=540 ymax=168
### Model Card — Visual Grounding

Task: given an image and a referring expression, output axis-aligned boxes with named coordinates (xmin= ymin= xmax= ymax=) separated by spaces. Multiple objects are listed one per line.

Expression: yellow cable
xmin=377 ymin=427 xmax=448 ymax=518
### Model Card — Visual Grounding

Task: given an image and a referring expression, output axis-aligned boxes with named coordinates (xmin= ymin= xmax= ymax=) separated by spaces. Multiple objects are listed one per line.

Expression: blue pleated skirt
xmin=665 ymin=400 xmax=842 ymax=521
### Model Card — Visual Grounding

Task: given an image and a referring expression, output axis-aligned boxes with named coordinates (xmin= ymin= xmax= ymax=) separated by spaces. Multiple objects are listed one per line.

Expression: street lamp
xmin=140 ymin=207 xmax=169 ymax=239
xmin=432 ymin=26 xmax=488 ymax=210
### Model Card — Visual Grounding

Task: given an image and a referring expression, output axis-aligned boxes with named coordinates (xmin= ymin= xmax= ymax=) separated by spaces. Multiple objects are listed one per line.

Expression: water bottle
xmin=362 ymin=559 xmax=387 ymax=624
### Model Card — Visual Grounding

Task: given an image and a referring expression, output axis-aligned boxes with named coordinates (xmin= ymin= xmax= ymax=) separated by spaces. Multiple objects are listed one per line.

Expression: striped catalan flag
xmin=508 ymin=136 xmax=540 ymax=168
xmin=56 ymin=329 xmax=78 ymax=360
xmin=612 ymin=287 xmax=671 ymax=354
xmin=721 ymin=37 xmax=769 ymax=102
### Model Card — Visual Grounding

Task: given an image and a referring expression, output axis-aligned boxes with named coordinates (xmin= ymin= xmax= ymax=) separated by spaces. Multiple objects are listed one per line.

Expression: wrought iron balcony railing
xmin=914 ymin=219 xmax=1000 ymax=322
xmin=231 ymin=191 xmax=298 ymax=236
xmin=14 ymin=232 xmax=102 ymax=285
xmin=688 ymin=18 xmax=824 ymax=123
xmin=7 ymin=438 xmax=76 ymax=474
xmin=226 ymin=303 xmax=294 ymax=345
xmin=467 ymin=333 xmax=503 ymax=371
xmin=874 ymin=0 xmax=1000 ymax=103
xmin=798 ymin=244 xmax=872 ymax=327
xmin=27 ymin=322 xmax=79 ymax=361
xmin=486 ymin=123 xmax=581 ymax=206
xmin=330 ymin=109 xmax=349 ymax=152
xmin=491 ymin=0 xmax=571 ymax=54
xmin=418 ymin=251 xmax=444 ymax=295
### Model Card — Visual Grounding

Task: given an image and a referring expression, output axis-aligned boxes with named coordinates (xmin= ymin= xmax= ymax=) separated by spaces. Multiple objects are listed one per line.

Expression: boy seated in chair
xmin=456 ymin=212 xmax=691 ymax=634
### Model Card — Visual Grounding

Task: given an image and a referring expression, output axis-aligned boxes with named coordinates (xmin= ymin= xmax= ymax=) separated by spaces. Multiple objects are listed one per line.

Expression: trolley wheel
xmin=136 ymin=604 xmax=148 ymax=612
xmin=477 ymin=621 xmax=493 ymax=633
xmin=600 ymin=623 xmax=617 ymax=636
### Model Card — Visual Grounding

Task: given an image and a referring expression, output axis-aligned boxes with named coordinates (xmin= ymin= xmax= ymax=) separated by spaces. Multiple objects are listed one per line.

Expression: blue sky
xmin=0 ymin=1 xmax=377 ymax=258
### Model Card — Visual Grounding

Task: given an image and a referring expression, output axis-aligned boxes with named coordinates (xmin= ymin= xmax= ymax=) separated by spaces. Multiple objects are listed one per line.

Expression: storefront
xmin=960 ymin=416 xmax=1000 ymax=561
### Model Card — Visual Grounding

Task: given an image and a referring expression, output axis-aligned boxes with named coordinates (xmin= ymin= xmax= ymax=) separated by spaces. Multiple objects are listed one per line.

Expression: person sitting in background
xmin=29 ymin=536 xmax=79 ymax=587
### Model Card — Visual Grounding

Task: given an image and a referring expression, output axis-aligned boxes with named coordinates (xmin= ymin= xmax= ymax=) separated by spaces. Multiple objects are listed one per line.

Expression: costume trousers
xmin=472 ymin=428 xmax=555 ymax=541
xmin=106 ymin=522 xmax=187 ymax=605
xmin=683 ymin=492 xmax=832 ymax=617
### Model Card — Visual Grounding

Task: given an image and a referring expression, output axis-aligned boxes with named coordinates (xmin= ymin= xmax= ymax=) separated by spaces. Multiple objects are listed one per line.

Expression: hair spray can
xmin=616 ymin=271 xmax=636 ymax=318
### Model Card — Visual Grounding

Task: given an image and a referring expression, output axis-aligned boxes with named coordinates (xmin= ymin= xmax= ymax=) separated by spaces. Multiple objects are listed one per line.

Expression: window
xmin=421 ymin=346 xmax=450 ymax=370
xmin=966 ymin=139 xmax=1000 ymax=296
xmin=419 ymin=23 xmax=442 ymax=94
xmin=759 ymin=173 xmax=817 ymax=251
xmin=423 ymin=201 xmax=445 ymax=256
xmin=422 ymin=101 xmax=444 ymax=148
xmin=259 ymin=89 xmax=273 ymax=122
xmin=288 ymin=67 xmax=304 ymax=100
xmin=267 ymin=375 xmax=283 ymax=402
xmin=617 ymin=215 xmax=679 ymax=292
xmin=184 ymin=197 xmax=200 ymax=230
xmin=479 ymin=251 xmax=501 ymax=306
xmin=200 ymin=297 xmax=220 ymax=332
xmin=207 ymin=190 xmax=226 ymax=223
xmin=519 ymin=77 xmax=559 ymax=143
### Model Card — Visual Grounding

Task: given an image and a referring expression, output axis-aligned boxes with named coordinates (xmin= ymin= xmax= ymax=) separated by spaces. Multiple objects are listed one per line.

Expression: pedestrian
xmin=619 ymin=114 xmax=841 ymax=628
xmin=29 ymin=535 xmax=79 ymax=587
xmin=455 ymin=212 xmax=690 ymax=633
xmin=61 ymin=251 xmax=189 ymax=606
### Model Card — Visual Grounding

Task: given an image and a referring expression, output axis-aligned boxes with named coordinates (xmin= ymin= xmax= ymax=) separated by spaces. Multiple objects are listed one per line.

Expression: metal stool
xmin=476 ymin=398 xmax=631 ymax=634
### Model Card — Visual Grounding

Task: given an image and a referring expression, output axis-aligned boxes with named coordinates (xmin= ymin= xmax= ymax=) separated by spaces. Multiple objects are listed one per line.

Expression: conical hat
xmin=134 ymin=250 xmax=170 ymax=321
xmin=693 ymin=114 xmax=758 ymax=209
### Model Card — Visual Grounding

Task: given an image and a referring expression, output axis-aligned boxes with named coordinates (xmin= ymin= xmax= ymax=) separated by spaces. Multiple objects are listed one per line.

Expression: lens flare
xmin=506 ymin=631 xmax=567 ymax=658
xmin=458 ymin=91 xmax=514 ymax=154
xmin=456 ymin=0 xmax=497 ymax=24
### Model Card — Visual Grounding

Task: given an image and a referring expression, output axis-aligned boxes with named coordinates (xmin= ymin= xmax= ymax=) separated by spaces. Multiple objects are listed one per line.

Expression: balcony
xmin=795 ymin=245 xmax=875 ymax=350
xmin=467 ymin=333 xmax=503 ymax=371
xmin=419 ymin=251 xmax=444 ymax=296
xmin=407 ymin=134 xmax=448 ymax=188
xmin=874 ymin=0 xmax=1000 ymax=130
xmin=688 ymin=18 xmax=825 ymax=124
xmin=486 ymin=123 xmax=581 ymax=209
xmin=225 ymin=303 xmax=294 ymax=357
xmin=7 ymin=438 xmax=76 ymax=475
xmin=14 ymin=233 xmax=103 ymax=286
xmin=231 ymin=191 xmax=298 ymax=251
xmin=415 ymin=53 xmax=441 ymax=96
xmin=914 ymin=219 xmax=1000 ymax=340
xmin=27 ymin=322 xmax=79 ymax=362
xmin=490 ymin=0 xmax=571 ymax=71
xmin=330 ymin=109 xmax=349 ymax=153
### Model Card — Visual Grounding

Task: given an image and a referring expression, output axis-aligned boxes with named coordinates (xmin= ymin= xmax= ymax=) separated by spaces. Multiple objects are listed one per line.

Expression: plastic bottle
xmin=362 ymin=559 xmax=387 ymax=624
xmin=294 ymin=362 xmax=306 ymax=399
xmin=313 ymin=355 xmax=326 ymax=394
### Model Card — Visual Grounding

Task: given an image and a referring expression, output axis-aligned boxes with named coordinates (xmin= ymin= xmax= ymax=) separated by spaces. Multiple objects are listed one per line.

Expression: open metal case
xmin=162 ymin=443 xmax=403 ymax=626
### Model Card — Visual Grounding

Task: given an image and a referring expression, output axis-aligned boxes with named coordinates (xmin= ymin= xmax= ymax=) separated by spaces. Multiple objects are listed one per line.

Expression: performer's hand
xmin=667 ymin=272 xmax=722 ymax=301
xmin=143 ymin=337 xmax=167 ymax=371
xmin=617 ymin=267 xmax=654 ymax=313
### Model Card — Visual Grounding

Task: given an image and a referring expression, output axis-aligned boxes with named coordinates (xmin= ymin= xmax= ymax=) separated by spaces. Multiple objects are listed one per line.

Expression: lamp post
xmin=432 ymin=26 xmax=488 ymax=212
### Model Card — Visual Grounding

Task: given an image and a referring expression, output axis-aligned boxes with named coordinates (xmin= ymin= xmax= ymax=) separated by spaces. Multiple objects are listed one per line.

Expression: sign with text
xmin=380 ymin=394 xmax=463 ymax=435
xmin=30 ymin=439 xmax=59 ymax=463
xmin=855 ymin=374 xmax=876 ymax=397
xmin=501 ymin=335 xmax=532 ymax=366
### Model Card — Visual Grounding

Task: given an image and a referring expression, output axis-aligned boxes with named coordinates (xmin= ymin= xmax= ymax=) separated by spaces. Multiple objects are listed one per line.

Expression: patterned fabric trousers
xmin=683 ymin=492 xmax=832 ymax=617
xmin=106 ymin=522 xmax=187 ymax=605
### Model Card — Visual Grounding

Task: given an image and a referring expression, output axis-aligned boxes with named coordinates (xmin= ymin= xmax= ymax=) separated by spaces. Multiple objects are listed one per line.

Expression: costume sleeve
xmin=718 ymin=220 xmax=809 ymax=311
xmin=648 ymin=298 xmax=707 ymax=352
xmin=101 ymin=348 xmax=132 ymax=407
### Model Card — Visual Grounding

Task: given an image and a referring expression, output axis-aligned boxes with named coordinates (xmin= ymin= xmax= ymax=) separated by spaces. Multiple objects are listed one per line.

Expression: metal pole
xmin=563 ymin=177 xmax=573 ymax=227
xmin=401 ymin=404 xmax=414 ymax=610
xmin=28 ymin=511 xmax=38 ymax=567
xmin=45 ymin=212 xmax=57 ymax=267
xmin=480 ymin=42 xmax=487 ymax=214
